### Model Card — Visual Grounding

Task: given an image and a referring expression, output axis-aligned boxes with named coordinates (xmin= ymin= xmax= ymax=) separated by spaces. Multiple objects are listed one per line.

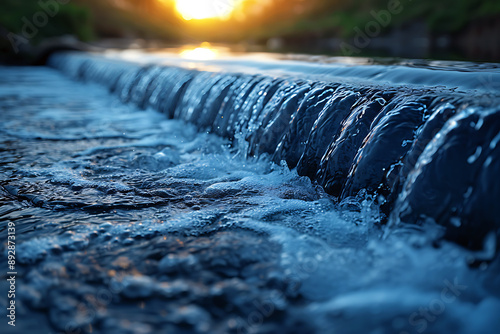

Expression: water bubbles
xmin=3 ymin=52 xmax=500 ymax=334
xmin=117 ymin=276 xmax=155 ymax=299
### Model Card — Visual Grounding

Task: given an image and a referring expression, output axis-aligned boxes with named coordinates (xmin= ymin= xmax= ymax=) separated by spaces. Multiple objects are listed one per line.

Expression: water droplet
xmin=490 ymin=132 xmax=500 ymax=150
xmin=464 ymin=186 xmax=473 ymax=198
xmin=467 ymin=146 xmax=482 ymax=164
xmin=450 ymin=217 xmax=461 ymax=227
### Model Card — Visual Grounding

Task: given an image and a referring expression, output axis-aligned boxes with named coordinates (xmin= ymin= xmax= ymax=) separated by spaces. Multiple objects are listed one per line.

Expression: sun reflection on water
xmin=179 ymin=43 xmax=219 ymax=60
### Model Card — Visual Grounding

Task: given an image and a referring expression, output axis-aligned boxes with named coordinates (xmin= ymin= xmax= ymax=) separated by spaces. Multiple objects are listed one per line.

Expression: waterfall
xmin=48 ymin=51 xmax=500 ymax=249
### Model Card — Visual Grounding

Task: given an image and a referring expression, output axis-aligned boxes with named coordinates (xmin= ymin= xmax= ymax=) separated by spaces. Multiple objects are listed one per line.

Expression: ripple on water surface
xmin=0 ymin=67 xmax=499 ymax=334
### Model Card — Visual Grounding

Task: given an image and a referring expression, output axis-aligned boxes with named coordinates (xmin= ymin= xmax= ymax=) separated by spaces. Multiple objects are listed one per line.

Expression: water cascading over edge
xmin=48 ymin=52 xmax=500 ymax=249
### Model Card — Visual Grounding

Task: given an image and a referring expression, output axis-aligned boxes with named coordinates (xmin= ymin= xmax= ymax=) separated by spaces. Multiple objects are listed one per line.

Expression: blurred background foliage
xmin=238 ymin=0 xmax=500 ymax=38
xmin=0 ymin=0 xmax=499 ymax=61
xmin=0 ymin=0 xmax=94 ymax=42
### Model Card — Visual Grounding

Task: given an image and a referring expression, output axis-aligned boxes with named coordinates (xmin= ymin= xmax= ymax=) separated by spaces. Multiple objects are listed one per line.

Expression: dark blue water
xmin=51 ymin=51 xmax=500 ymax=248
xmin=0 ymin=51 xmax=499 ymax=334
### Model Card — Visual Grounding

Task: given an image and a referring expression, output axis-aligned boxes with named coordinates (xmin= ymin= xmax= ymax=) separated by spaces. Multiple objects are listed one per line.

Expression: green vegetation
xmin=237 ymin=0 xmax=500 ymax=40
xmin=0 ymin=0 xmax=498 ymax=61
xmin=2 ymin=0 xmax=498 ymax=45
xmin=75 ymin=0 xmax=179 ymax=40
xmin=0 ymin=0 xmax=179 ymax=59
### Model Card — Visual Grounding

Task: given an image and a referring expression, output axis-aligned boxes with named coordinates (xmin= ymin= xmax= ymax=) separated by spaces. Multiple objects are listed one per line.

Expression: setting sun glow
xmin=174 ymin=0 xmax=240 ymax=20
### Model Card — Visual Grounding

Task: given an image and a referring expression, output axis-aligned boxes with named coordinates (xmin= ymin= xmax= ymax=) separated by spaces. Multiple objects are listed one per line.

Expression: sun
xmin=174 ymin=0 xmax=239 ymax=20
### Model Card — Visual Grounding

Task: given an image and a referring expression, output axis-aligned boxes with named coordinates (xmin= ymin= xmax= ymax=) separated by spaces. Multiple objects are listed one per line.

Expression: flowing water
xmin=0 ymin=51 xmax=499 ymax=334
